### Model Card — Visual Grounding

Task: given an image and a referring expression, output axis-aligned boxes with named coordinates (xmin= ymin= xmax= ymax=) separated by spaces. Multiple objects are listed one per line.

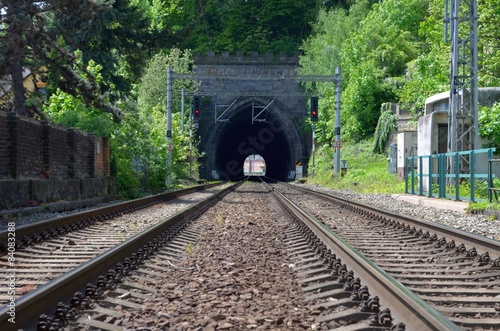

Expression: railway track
xmin=0 ymin=182 xmax=234 ymax=328
xmin=275 ymin=182 xmax=500 ymax=330
xmin=0 ymin=183 xmax=223 ymax=248
xmin=1 ymin=181 xmax=498 ymax=330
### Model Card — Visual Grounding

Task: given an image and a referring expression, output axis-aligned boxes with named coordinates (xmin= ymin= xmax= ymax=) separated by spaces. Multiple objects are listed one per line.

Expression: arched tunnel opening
xmin=214 ymin=106 xmax=295 ymax=181
xmin=243 ymin=154 xmax=266 ymax=176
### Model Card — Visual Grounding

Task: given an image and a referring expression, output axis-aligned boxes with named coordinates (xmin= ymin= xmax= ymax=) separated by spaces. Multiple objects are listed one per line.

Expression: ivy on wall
xmin=372 ymin=109 xmax=397 ymax=154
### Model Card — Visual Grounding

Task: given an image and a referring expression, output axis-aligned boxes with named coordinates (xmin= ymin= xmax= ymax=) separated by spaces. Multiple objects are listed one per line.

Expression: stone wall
xmin=192 ymin=51 xmax=310 ymax=180
xmin=0 ymin=112 xmax=8 ymax=177
xmin=0 ymin=111 xmax=115 ymax=209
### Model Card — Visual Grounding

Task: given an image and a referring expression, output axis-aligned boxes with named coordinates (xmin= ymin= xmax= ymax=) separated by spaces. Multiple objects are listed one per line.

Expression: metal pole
xmin=166 ymin=67 xmax=173 ymax=188
xmin=334 ymin=67 xmax=341 ymax=175
xmin=312 ymin=123 xmax=316 ymax=177
xmin=471 ymin=0 xmax=479 ymax=151
xmin=449 ymin=0 xmax=458 ymax=156
xmin=189 ymin=96 xmax=193 ymax=178
xmin=181 ymin=89 xmax=185 ymax=132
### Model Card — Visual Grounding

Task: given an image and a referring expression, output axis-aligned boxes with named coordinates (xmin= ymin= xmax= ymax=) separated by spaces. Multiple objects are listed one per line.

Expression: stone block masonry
xmin=0 ymin=111 xmax=115 ymax=209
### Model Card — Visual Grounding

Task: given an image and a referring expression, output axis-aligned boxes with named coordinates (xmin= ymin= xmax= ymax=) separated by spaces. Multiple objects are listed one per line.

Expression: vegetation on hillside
xmin=3 ymin=0 xmax=500 ymax=198
xmin=310 ymin=139 xmax=405 ymax=194
xmin=299 ymin=0 xmax=500 ymax=195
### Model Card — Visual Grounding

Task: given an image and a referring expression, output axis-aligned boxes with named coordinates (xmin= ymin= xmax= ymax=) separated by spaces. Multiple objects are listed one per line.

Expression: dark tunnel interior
xmin=215 ymin=107 xmax=293 ymax=181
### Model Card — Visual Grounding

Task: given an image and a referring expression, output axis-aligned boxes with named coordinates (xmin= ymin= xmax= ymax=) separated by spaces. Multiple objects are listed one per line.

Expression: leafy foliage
xmin=43 ymin=52 xmax=114 ymax=137
xmin=138 ymin=49 xmax=199 ymax=111
xmin=49 ymin=0 xmax=152 ymax=95
xmin=126 ymin=48 xmax=202 ymax=192
xmin=397 ymin=0 xmax=449 ymax=114
xmin=477 ymin=0 xmax=500 ymax=87
xmin=0 ymin=0 xmax=139 ymax=118
xmin=140 ymin=0 xmax=323 ymax=54
xmin=479 ymin=103 xmax=500 ymax=149
xmin=299 ymin=0 xmax=431 ymax=143
xmin=340 ymin=0 xmax=429 ymax=141
xmin=6 ymin=0 xmax=500 ymax=198
xmin=298 ymin=1 xmax=372 ymax=146
xmin=372 ymin=108 xmax=397 ymax=154
xmin=42 ymin=49 xmax=201 ymax=196
xmin=44 ymin=91 xmax=114 ymax=138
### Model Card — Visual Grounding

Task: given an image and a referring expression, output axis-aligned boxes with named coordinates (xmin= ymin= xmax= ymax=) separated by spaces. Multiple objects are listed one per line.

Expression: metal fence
xmin=405 ymin=148 xmax=496 ymax=202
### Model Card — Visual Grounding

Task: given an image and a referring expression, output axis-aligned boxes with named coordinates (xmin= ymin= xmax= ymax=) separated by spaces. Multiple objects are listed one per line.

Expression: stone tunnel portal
xmin=213 ymin=103 xmax=297 ymax=182
xmin=193 ymin=52 xmax=312 ymax=181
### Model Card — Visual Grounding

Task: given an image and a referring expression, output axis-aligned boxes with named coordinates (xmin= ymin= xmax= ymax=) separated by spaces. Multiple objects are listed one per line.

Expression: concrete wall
xmin=416 ymin=88 xmax=500 ymax=192
xmin=397 ymin=131 xmax=417 ymax=180
xmin=0 ymin=111 xmax=115 ymax=209
xmin=418 ymin=111 xmax=448 ymax=158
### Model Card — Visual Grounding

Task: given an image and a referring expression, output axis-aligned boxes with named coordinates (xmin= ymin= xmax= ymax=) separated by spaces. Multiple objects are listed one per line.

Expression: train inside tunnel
xmin=211 ymin=102 xmax=302 ymax=182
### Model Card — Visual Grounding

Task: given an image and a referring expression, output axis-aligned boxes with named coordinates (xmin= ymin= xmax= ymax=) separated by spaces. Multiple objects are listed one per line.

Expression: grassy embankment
xmin=305 ymin=139 xmax=405 ymax=194
xmin=303 ymin=139 xmax=500 ymax=214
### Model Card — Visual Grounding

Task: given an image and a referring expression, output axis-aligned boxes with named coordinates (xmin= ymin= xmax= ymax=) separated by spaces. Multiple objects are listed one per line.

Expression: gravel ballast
xmin=2 ymin=183 xmax=499 ymax=241
xmin=297 ymin=184 xmax=500 ymax=241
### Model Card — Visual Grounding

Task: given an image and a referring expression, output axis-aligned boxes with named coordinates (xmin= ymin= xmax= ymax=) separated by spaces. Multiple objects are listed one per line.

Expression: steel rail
xmin=269 ymin=185 xmax=462 ymax=331
xmin=0 ymin=181 xmax=241 ymax=330
xmin=0 ymin=182 xmax=223 ymax=244
xmin=288 ymin=184 xmax=500 ymax=260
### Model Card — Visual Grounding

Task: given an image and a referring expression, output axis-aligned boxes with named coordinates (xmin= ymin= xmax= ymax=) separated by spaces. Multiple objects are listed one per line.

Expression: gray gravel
xmin=0 ymin=200 xmax=124 ymax=231
xmin=68 ymin=184 xmax=328 ymax=330
xmin=2 ymin=184 xmax=499 ymax=241
xmin=297 ymin=184 xmax=500 ymax=241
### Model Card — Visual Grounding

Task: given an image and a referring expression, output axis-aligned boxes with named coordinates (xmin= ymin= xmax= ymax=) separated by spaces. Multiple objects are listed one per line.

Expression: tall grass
xmin=307 ymin=139 xmax=406 ymax=194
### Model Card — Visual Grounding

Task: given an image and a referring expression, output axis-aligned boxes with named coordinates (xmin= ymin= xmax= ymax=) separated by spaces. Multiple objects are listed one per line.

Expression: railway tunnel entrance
xmin=213 ymin=103 xmax=293 ymax=181
xmin=191 ymin=52 xmax=318 ymax=181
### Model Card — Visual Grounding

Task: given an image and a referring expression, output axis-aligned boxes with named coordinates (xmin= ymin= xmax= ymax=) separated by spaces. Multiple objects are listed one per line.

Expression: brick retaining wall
xmin=0 ymin=112 xmax=7 ymax=177
xmin=0 ymin=111 xmax=115 ymax=209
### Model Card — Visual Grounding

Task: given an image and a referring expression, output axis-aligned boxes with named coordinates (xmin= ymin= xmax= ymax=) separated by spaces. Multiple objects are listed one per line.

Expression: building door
xmin=438 ymin=124 xmax=448 ymax=154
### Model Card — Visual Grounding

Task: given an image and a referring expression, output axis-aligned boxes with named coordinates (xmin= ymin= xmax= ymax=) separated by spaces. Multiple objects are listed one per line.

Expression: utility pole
xmin=310 ymin=96 xmax=318 ymax=177
xmin=445 ymin=0 xmax=478 ymax=171
xmin=312 ymin=123 xmax=316 ymax=177
xmin=189 ymin=95 xmax=193 ymax=178
xmin=333 ymin=67 xmax=342 ymax=175
xmin=166 ymin=67 xmax=173 ymax=188
xmin=181 ymin=89 xmax=185 ymax=132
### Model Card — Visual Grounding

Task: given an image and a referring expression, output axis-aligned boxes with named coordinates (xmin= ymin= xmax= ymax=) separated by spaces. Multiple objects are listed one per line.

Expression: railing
xmin=405 ymin=148 xmax=496 ymax=202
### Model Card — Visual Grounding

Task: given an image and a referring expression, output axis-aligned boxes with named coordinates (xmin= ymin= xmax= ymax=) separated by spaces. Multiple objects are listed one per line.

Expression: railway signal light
xmin=310 ymin=96 xmax=318 ymax=122
xmin=193 ymin=95 xmax=201 ymax=118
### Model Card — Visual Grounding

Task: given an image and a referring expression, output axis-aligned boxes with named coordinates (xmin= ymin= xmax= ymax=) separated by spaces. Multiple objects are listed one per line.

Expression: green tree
xmin=43 ymin=51 xmax=115 ymax=138
xmin=0 ymin=0 xmax=37 ymax=116
xmin=129 ymin=48 xmax=201 ymax=191
xmin=138 ymin=0 xmax=323 ymax=54
xmin=477 ymin=0 xmax=500 ymax=87
xmin=340 ymin=0 xmax=429 ymax=141
xmin=0 ymin=1 xmax=103 ymax=116
xmin=479 ymin=103 xmax=500 ymax=149
xmin=298 ymin=1 xmax=373 ymax=145
xmin=138 ymin=49 xmax=199 ymax=111
xmin=372 ymin=108 xmax=397 ymax=154
xmin=49 ymin=0 xmax=152 ymax=95
xmin=0 ymin=0 xmax=150 ymax=119
xmin=42 ymin=49 xmax=201 ymax=196
xmin=397 ymin=0 xmax=449 ymax=114
xmin=300 ymin=0 xmax=431 ymax=142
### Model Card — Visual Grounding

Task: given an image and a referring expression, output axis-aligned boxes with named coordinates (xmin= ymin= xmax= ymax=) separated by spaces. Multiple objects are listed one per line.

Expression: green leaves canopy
xmin=301 ymin=0 xmax=500 ymax=152
xmin=340 ymin=0 xmax=429 ymax=141
xmin=141 ymin=0 xmax=322 ymax=54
